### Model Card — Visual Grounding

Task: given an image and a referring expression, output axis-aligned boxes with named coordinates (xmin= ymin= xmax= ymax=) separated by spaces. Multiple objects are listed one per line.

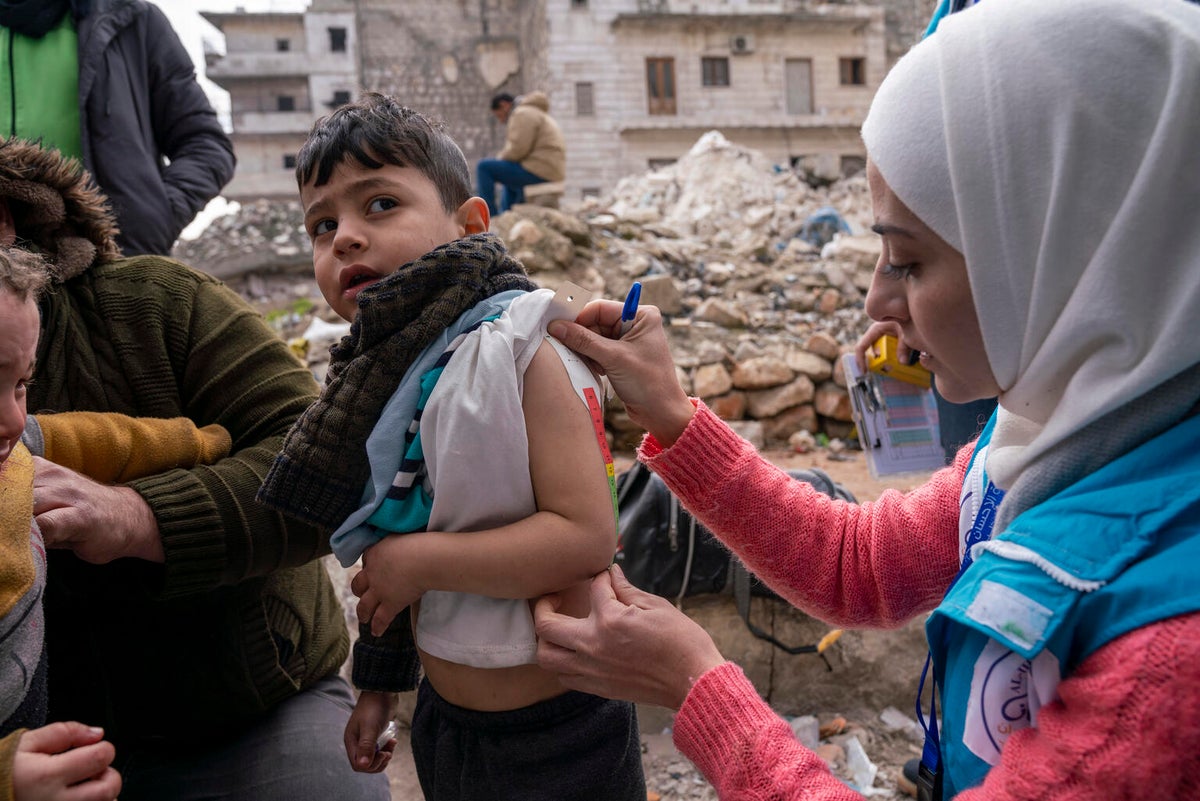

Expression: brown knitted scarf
xmin=257 ymin=233 xmax=536 ymax=530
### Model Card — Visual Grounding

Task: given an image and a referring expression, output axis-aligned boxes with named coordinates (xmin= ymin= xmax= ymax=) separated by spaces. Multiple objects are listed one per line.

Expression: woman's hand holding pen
xmin=547 ymin=301 xmax=696 ymax=447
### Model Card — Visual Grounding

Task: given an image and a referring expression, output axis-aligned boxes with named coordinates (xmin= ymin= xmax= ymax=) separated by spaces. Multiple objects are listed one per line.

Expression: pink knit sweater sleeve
xmin=674 ymin=611 xmax=1200 ymax=800
xmin=641 ymin=401 xmax=965 ymax=627
xmin=652 ymin=403 xmax=1200 ymax=799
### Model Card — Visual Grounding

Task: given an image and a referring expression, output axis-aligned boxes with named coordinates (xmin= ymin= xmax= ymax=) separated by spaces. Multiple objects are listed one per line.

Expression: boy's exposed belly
xmin=414 ymin=579 xmax=594 ymax=711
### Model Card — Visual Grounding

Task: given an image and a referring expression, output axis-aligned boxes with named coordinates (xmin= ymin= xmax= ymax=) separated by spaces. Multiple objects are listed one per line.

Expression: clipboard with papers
xmin=841 ymin=352 xmax=944 ymax=478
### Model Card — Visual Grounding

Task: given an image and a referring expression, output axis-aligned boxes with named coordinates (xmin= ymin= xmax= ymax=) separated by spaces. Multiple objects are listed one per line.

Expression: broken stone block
xmin=745 ymin=376 xmax=816 ymax=419
xmin=785 ymin=349 xmax=834 ymax=383
xmin=638 ymin=273 xmax=684 ymax=316
xmin=693 ymin=363 xmax=734 ymax=398
xmin=693 ymin=298 xmax=748 ymax=328
xmin=814 ymin=381 xmax=853 ymax=422
xmin=707 ymin=392 xmax=748 ymax=421
xmin=805 ymin=331 xmax=841 ymax=361
xmin=762 ymin=404 xmax=819 ymax=445
xmin=731 ymin=355 xmax=794 ymax=390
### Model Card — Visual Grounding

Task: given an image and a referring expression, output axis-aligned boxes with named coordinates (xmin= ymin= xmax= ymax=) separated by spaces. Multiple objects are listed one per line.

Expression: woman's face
xmin=864 ymin=161 xmax=1001 ymax=403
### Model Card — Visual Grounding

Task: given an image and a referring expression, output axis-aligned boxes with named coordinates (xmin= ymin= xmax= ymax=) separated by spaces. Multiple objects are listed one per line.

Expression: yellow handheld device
xmin=867 ymin=335 xmax=932 ymax=389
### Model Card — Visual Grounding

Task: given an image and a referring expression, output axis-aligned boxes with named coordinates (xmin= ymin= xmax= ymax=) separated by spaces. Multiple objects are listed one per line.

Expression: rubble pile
xmin=493 ymin=130 xmax=884 ymax=450
xmin=174 ymin=198 xmax=311 ymax=280
xmin=185 ymin=131 xmax=888 ymax=452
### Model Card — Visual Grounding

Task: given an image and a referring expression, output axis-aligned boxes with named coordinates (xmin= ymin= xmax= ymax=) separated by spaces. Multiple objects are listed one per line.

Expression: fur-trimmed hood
xmin=0 ymin=138 xmax=121 ymax=281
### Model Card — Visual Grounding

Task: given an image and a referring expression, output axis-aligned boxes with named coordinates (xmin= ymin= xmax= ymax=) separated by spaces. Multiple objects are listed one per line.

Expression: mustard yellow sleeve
xmin=35 ymin=412 xmax=233 ymax=484
xmin=0 ymin=728 xmax=22 ymax=801
xmin=0 ymin=446 xmax=35 ymax=621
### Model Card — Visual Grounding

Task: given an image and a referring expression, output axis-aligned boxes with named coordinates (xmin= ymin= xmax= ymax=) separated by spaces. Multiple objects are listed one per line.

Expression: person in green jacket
xmin=0 ymin=0 xmax=235 ymax=256
xmin=0 ymin=137 xmax=387 ymax=801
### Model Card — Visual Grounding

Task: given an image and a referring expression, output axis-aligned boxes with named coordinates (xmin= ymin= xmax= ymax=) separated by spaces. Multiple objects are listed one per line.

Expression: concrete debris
xmin=842 ymin=734 xmax=882 ymax=794
xmin=174 ymin=198 xmax=311 ymax=280
xmin=880 ymin=706 xmax=926 ymax=744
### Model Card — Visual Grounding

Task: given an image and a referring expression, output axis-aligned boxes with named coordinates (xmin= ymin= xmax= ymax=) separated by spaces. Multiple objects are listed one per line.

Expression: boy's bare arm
xmin=357 ymin=340 xmax=616 ymax=610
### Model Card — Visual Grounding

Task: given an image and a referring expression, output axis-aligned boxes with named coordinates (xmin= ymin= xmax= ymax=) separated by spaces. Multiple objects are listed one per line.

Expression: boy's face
xmin=301 ymin=161 xmax=488 ymax=322
xmin=0 ymin=290 xmax=38 ymax=466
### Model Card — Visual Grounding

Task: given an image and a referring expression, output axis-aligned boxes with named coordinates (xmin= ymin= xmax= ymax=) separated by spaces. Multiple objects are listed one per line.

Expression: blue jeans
xmin=476 ymin=158 xmax=548 ymax=215
xmin=115 ymin=675 xmax=390 ymax=801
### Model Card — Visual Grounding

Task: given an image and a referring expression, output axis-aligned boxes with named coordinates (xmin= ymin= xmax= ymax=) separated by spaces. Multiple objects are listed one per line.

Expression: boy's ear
xmin=457 ymin=197 xmax=490 ymax=236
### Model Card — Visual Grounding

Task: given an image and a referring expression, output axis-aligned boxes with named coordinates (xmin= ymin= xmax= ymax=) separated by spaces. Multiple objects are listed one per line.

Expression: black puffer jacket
xmin=77 ymin=0 xmax=234 ymax=256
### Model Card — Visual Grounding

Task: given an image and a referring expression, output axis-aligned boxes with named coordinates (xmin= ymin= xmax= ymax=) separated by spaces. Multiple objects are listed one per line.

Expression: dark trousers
xmin=115 ymin=675 xmax=389 ymax=801
xmin=411 ymin=678 xmax=646 ymax=801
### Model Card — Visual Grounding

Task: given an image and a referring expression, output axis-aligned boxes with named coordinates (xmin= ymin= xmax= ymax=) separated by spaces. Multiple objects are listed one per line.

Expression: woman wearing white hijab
xmin=533 ymin=0 xmax=1200 ymax=798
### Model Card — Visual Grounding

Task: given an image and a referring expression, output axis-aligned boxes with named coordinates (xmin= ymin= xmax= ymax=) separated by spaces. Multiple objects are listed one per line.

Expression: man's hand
xmin=33 ymin=457 xmax=164 ymax=563
xmin=353 ymin=534 xmax=425 ymax=636
xmin=13 ymin=722 xmax=122 ymax=801
xmin=535 ymin=565 xmax=725 ymax=710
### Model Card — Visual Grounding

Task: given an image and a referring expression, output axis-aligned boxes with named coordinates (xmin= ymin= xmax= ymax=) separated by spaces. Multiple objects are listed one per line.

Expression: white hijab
xmin=862 ymin=0 xmax=1200 ymax=489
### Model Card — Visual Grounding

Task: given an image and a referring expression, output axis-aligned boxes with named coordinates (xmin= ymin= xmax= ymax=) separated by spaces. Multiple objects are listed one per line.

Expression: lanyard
xmin=916 ymin=477 xmax=1005 ymax=799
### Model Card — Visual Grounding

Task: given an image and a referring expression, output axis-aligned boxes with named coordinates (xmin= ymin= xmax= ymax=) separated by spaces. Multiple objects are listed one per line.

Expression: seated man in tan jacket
xmin=476 ymin=91 xmax=566 ymax=215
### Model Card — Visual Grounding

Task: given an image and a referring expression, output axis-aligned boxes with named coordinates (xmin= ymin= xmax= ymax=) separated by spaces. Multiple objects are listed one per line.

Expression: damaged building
xmin=202 ymin=0 xmax=934 ymax=204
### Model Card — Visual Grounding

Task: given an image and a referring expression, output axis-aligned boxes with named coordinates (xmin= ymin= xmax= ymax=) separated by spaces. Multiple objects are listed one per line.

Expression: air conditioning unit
xmin=730 ymin=34 xmax=756 ymax=55
xmin=636 ymin=0 xmax=668 ymax=11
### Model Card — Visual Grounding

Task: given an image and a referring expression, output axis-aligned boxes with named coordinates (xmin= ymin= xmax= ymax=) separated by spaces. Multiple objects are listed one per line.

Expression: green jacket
xmin=31 ymin=255 xmax=347 ymax=748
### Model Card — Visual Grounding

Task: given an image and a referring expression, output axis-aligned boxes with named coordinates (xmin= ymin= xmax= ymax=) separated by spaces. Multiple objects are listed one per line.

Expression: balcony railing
xmin=231 ymin=110 xmax=319 ymax=134
xmin=206 ymin=51 xmax=353 ymax=80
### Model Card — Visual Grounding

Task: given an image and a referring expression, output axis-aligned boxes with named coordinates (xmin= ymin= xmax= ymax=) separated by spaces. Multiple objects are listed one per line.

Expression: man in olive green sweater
xmin=0 ymin=137 xmax=389 ymax=800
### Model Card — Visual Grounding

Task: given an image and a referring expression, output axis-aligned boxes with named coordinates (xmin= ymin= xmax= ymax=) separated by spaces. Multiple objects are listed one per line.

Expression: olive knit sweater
xmin=31 ymin=255 xmax=348 ymax=747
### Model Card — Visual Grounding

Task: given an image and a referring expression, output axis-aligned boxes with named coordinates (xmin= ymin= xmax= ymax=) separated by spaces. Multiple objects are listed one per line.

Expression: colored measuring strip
xmin=583 ymin=386 xmax=619 ymax=526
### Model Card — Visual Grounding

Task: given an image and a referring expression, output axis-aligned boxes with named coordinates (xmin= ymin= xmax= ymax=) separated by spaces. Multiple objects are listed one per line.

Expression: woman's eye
xmin=368 ymin=198 xmax=398 ymax=213
xmin=881 ymin=262 xmax=915 ymax=280
xmin=312 ymin=219 xmax=335 ymax=236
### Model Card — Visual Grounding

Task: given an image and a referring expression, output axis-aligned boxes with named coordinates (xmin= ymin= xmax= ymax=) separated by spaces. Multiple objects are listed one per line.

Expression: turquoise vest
xmin=927 ymin=413 xmax=1200 ymax=797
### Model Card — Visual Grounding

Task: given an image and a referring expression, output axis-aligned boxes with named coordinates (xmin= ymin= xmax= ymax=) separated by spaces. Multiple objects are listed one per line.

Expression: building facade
xmin=202 ymin=2 xmax=358 ymax=199
xmin=545 ymin=0 xmax=887 ymax=200
xmin=203 ymin=0 xmax=931 ymax=204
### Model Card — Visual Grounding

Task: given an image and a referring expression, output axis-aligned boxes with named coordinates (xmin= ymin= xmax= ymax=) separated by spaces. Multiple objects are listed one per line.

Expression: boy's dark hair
xmin=0 ymin=246 xmax=49 ymax=302
xmin=296 ymin=92 xmax=471 ymax=213
xmin=490 ymin=93 xmax=514 ymax=110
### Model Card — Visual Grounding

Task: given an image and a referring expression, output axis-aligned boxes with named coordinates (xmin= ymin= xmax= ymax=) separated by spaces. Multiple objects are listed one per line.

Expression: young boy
xmin=0 ymin=247 xmax=230 ymax=801
xmin=257 ymin=93 xmax=646 ymax=800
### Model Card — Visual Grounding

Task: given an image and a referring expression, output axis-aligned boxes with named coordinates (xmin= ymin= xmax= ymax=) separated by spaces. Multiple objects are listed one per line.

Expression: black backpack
xmin=614 ymin=462 xmax=854 ymax=654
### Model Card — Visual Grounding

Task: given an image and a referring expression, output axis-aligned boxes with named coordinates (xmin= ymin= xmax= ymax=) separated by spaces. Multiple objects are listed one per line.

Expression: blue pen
xmin=619 ymin=282 xmax=641 ymax=337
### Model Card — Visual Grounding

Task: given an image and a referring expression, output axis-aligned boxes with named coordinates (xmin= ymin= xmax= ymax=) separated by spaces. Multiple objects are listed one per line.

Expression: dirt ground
xmin=378 ymin=449 xmax=935 ymax=800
